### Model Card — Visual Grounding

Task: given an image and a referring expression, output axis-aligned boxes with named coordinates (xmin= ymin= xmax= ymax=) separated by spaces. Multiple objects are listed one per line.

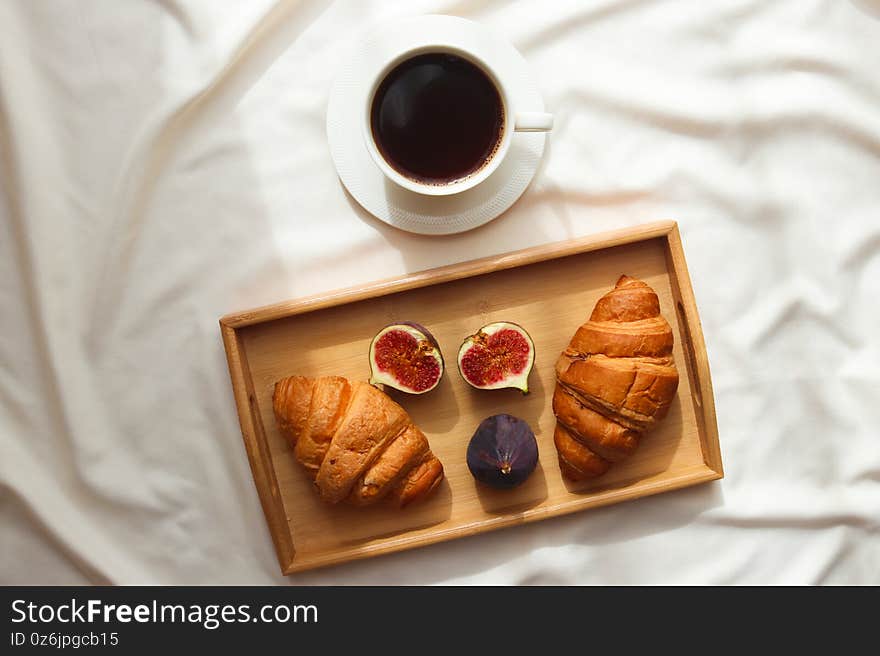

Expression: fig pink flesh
xmin=460 ymin=328 xmax=531 ymax=386
xmin=373 ymin=329 xmax=441 ymax=392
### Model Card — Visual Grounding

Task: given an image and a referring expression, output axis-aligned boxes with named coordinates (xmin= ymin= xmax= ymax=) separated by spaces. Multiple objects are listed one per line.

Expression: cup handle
xmin=514 ymin=112 xmax=554 ymax=132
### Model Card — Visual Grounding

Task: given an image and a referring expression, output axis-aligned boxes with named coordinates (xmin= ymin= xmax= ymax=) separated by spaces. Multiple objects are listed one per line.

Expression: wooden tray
xmin=220 ymin=221 xmax=722 ymax=575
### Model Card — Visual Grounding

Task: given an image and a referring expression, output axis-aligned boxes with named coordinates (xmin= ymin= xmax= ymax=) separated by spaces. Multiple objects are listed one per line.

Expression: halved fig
xmin=457 ymin=321 xmax=535 ymax=393
xmin=369 ymin=322 xmax=444 ymax=394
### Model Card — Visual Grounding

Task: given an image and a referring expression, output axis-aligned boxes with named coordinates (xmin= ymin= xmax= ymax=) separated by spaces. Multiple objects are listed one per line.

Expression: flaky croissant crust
xmin=273 ymin=375 xmax=444 ymax=507
xmin=553 ymin=275 xmax=679 ymax=480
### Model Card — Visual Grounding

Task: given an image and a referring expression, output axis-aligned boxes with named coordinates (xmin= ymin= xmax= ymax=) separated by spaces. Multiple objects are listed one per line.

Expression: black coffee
xmin=370 ymin=53 xmax=504 ymax=185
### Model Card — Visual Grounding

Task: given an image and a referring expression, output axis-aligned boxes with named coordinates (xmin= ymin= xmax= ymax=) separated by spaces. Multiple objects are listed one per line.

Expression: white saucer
xmin=326 ymin=15 xmax=547 ymax=236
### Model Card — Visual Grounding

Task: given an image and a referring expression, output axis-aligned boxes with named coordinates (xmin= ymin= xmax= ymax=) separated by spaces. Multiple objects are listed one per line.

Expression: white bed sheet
xmin=1 ymin=0 xmax=878 ymax=585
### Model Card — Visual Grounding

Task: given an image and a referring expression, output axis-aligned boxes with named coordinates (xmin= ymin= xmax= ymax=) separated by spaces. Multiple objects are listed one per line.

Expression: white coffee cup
xmin=363 ymin=45 xmax=553 ymax=196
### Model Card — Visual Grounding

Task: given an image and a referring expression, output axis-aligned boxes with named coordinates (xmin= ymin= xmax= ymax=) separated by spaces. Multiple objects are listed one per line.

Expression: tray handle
xmin=677 ymin=301 xmax=703 ymax=411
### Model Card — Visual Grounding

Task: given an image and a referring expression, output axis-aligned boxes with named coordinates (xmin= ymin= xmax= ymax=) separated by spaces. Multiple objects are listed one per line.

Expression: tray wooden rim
xmin=220 ymin=220 xmax=722 ymax=575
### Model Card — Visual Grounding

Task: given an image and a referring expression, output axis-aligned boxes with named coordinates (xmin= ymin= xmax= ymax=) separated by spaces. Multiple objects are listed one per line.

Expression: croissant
xmin=553 ymin=275 xmax=679 ymax=480
xmin=272 ymin=375 xmax=444 ymax=507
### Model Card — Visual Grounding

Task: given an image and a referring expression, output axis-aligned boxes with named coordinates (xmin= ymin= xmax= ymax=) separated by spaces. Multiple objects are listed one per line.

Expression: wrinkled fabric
xmin=1 ymin=0 xmax=878 ymax=585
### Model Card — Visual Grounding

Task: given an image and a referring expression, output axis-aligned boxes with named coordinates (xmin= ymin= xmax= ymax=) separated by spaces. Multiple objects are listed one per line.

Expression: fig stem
xmin=501 ymin=462 xmax=512 ymax=475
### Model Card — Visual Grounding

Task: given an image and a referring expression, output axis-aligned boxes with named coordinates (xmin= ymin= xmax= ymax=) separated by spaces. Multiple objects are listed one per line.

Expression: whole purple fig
xmin=466 ymin=414 xmax=538 ymax=489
